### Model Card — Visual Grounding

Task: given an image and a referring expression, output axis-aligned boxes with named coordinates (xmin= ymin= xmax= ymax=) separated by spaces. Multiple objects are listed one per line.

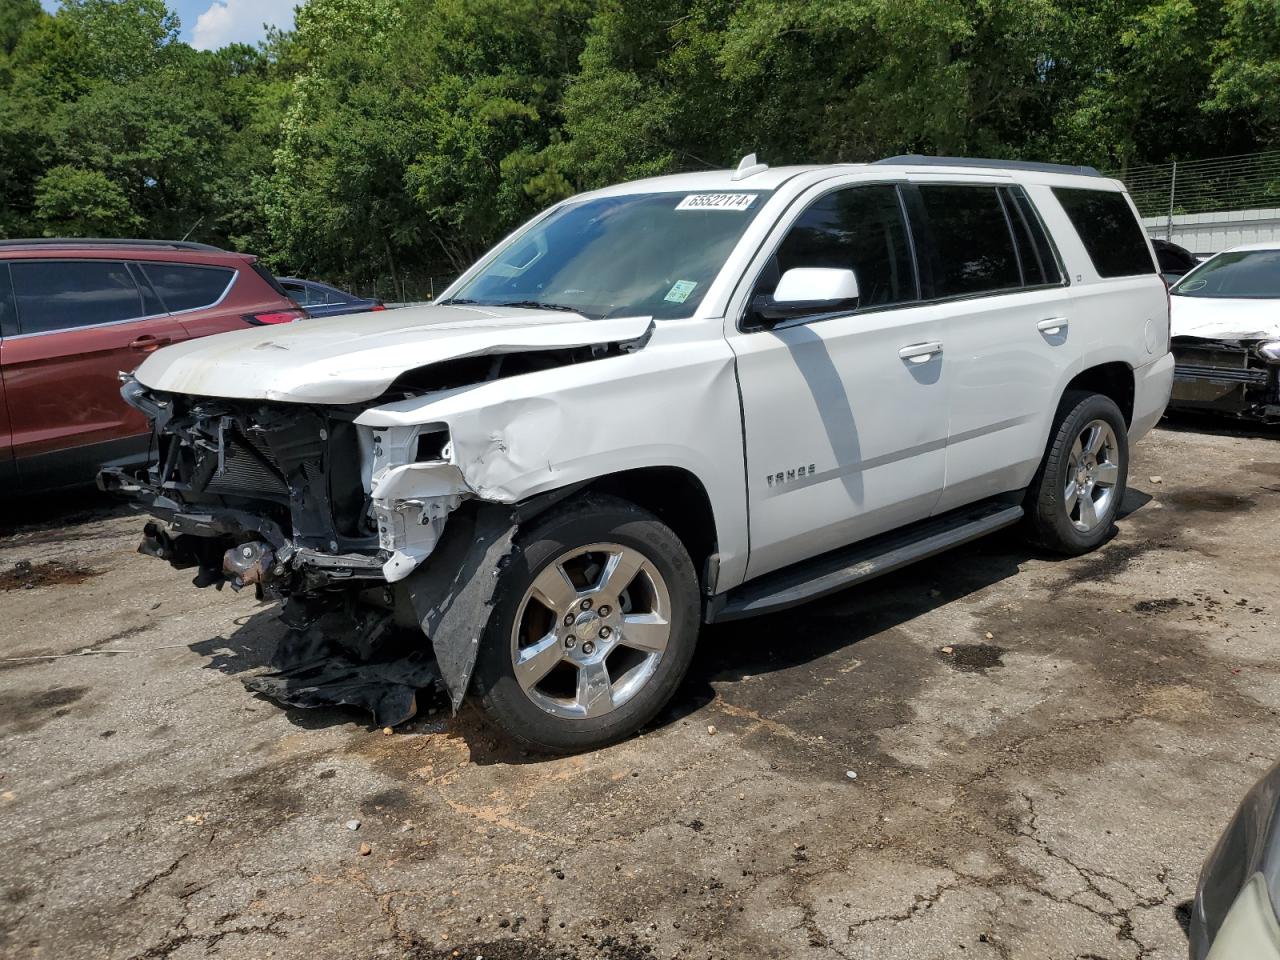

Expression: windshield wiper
xmin=438 ymin=297 xmax=479 ymax=305
xmin=494 ymin=300 xmax=581 ymax=313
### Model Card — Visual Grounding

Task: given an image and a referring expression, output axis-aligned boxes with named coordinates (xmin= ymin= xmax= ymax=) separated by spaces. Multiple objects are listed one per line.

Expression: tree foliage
xmin=0 ymin=0 xmax=1276 ymax=289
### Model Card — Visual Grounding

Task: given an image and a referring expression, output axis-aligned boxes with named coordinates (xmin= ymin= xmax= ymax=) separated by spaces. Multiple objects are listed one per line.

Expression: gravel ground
xmin=2 ymin=420 xmax=1278 ymax=960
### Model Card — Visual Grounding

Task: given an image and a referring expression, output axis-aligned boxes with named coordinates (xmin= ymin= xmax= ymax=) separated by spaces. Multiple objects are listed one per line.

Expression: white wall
xmin=1144 ymin=207 xmax=1280 ymax=256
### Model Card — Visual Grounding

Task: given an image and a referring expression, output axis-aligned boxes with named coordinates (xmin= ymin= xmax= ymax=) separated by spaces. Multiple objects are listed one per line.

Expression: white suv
xmin=104 ymin=154 xmax=1173 ymax=752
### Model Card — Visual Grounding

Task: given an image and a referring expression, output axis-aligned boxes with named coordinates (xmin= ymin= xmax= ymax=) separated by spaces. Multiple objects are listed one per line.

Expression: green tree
xmin=33 ymin=164 xmax=142 ymax=235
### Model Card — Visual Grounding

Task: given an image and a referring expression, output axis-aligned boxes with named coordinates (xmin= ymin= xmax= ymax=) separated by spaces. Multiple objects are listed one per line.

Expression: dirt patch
xmin=1133 ymin=598 xmax=1188 ymax=614
xmin=1249 ymin=462 xmax=1280 ymax=478
xmin=0 ymin=685 xmax=91 ymax=735
xmin=1160 ymin=490 xmax=1256 ymax=513
xmin=938 ymin=643 xmax=1005 ymax=672
xmin=408 ymin=935 xmax=655 ymax=960
xmin=0 ymin=559 xmax=98 ymax=591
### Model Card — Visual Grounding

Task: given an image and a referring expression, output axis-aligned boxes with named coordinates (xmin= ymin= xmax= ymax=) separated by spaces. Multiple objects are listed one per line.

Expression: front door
xmin=725 ymin=181 xmax=948 ymax=582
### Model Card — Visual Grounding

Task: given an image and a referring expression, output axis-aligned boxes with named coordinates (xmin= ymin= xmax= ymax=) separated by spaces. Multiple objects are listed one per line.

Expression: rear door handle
xmin=1037 ymin=317 xmax=1068 ymax=335
xmin=129 ymin=335 xmax=170 ymax=352
xmin=898 ymin=341 xmax=943 ymax=363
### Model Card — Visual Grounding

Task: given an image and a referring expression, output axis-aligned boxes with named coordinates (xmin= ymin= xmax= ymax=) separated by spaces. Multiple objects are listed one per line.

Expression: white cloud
xmin=191 ymin=0 xmax=295 ymax=51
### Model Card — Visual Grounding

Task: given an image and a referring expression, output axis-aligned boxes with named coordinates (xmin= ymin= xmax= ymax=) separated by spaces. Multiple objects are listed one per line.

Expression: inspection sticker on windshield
xmin=675 ymin=193 xmax=756 ymax=211
xmin=664 ymin=280 xmax=698 ymax=303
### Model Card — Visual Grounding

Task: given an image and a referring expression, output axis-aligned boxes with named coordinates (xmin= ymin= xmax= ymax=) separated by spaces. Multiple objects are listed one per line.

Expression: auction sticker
xmin=664 ymin=280 xmax=698 ymax=303
xmin=675 ymin=193 xmax=757 ymax=211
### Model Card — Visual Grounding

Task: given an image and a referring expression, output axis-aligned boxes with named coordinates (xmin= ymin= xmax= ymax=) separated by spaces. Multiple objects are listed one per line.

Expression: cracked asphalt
xmin=2 ymin=419 xmax=1279 ymax=960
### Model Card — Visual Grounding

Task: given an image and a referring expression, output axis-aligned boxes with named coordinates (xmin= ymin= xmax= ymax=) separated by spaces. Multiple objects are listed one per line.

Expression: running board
xmin=706 ymin=501 xmax=1024 ymax=623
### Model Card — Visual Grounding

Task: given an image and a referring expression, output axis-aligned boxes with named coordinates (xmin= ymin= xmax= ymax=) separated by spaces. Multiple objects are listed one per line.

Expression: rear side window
xmin=1052 ymin=188 xmax=1155 ymax=278
xmin=769 ymin=183 xmax=917 ymax=307
xmin=1003 ymin=188 xmax=1063 ymax=286
xmin=141 ymin=262 xmax=235 ymax=312
xmin=11 ymin=260 xmax=143 ymax=334
xmin=917 ymin=185 xmax=1022 ymax=296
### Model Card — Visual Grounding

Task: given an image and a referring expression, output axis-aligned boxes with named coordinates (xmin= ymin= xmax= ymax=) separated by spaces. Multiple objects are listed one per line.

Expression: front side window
xmin=759 ymin=183 xmax=917 ymax=308
xmin=918 ymin=185 xmax=1022 ymax=297
xmin=141 ymin=262 xmax=235 ymax=313
xmin=1172 ymin=249 xmax=1280 ymax=299
xmin=11 ymin=260 xmax=143 ymax=335
xmin=445 ymin=191 xmax=769 ymax=320
xmin=1052 ymin=187 xmax=1155 ymax=278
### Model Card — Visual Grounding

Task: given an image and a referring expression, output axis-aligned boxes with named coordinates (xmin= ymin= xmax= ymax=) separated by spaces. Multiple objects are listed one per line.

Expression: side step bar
xmin=706 ymin=501 xmax=1024 ymax=623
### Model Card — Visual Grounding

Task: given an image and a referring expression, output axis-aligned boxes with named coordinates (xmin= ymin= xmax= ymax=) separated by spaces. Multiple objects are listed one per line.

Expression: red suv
xmin=0 ymin=239 xmax=304 ymax=492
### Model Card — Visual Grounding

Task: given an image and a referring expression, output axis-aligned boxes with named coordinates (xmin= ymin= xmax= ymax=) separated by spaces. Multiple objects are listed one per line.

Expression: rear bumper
xmin=1130 ymin=352 xmax=1174 ymax=441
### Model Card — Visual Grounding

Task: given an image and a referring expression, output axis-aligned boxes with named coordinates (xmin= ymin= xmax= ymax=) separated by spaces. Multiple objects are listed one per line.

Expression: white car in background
xmin=1169 ymin=242 xmax=1280 ymax=421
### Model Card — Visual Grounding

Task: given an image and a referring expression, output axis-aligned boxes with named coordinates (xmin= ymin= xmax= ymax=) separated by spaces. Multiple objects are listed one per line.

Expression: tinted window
xmin=11 ymin=260 xmax=143 ymax=334
xmin=1052 ymin=187 xmax=1155 ymax=278
xmin=1004 ymin=188 xmax=1062 ymax=286
xmin=1172 ymin=249 xmax=1280 ymax=299
xmin=281 ymin=281 xmax=317 ymax=305
xmin=767 ymin=184 xmax=916 ymax=307
xmin=141 ymin=262 xmax=234 ymax=312
xmin=918 ymin=185 xmax=1022 ymax=296
xmin=0 ymin=264 xmax=15 ymax=337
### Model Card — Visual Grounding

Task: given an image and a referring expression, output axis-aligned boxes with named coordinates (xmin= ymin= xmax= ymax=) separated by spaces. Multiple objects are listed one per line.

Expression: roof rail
xmin=873 ymin=155 xmax=1103 ymax=177
xmin=0 ymin=238 xmax=226 ymax=252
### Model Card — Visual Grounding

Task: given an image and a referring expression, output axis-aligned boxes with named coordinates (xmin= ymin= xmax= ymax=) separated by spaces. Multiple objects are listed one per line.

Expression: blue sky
xmin=38 ymin=0 xmax=296 ymax=50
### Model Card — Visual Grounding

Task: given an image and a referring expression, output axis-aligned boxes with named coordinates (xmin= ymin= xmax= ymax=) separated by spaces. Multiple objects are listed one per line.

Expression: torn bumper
xmin=101 ymin=382 xmax=522 ymax=721
xmin=1171 ymin=338 xmax=1280 ymax=421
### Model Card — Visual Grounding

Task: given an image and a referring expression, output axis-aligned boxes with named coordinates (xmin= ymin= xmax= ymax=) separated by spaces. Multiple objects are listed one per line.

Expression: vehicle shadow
xmin=0 ymin=487 xmax=133 ymax=539
xmin=1160 ymin=411 xmax=1280 ymax=441
xmin=190 ymin=488 xmax=1156 ymax=764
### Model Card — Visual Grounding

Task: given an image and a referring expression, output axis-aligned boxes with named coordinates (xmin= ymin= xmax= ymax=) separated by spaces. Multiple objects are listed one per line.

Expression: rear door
xmin=2 ymin=258 xmax=187 ymax=474
xmin=905 ymin=180 xmax=1074 ymax=512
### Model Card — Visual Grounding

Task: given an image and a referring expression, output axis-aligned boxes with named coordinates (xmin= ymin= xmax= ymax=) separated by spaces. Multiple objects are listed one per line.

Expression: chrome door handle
xmin=898 ymin=341 xmax=943 ymax=363
xmin=1037 ymin=317 xmax=1068 ymax=335
xmin=129 ymin=335 xmax=171 ymax=352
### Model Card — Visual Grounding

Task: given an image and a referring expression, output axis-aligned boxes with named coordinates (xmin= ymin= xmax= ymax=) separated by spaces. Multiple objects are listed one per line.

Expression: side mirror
xmin=752 ymin=267 xmax=860 ymax=325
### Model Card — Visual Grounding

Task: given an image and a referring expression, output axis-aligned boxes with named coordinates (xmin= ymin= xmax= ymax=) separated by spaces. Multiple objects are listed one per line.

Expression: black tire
xmin=472 ymin=494 xmax=700 ymax=754
xmin=1024 ymin=390 xmax=1130 ymax=555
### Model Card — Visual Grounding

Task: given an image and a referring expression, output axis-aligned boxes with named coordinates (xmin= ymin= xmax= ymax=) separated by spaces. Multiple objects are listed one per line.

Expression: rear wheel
xmin=472 ymin=495 xmax=700 ymax=753
xmin=1025 ymin=391 xmax=1129 ymax=554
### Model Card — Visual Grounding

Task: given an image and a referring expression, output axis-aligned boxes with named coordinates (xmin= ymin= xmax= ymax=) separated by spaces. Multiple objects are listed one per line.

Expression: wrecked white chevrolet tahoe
xmin=104 ymin=155 xmax=1174 ymax=752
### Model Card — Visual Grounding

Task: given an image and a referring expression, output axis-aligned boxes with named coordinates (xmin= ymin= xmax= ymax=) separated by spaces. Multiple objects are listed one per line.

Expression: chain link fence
xmin=1112 ymin=150 xmax=1280 ymax=239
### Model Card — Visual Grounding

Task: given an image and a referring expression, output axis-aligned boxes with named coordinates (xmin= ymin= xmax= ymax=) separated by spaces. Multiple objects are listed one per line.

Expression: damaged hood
xmin=133 ymin=303 xmax=653 ymax=404
xmin=1170 ymin=295 xmax=1280 ymax=342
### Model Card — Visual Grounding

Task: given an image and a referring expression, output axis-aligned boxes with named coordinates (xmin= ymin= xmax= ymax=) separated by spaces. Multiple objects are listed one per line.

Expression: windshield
xmin=444 ymin=191 xmax=769 ymax=319
xmin=1172 ymin=249 xmax=1280 ymax=299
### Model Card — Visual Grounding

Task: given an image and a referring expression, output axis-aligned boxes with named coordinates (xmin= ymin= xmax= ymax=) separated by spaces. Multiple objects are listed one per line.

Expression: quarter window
xmin=141 ymin=262 xmax=235 ymax=313
xmin=11 ymin=260 xmax=143 ymax=335
xmin=917 ymin=185 xmax=1022 ymax=296
xmin=1052 ymin=187 xmax=1155 ymax=278
xmin=765 ymin=184 xmax=917 ymax=308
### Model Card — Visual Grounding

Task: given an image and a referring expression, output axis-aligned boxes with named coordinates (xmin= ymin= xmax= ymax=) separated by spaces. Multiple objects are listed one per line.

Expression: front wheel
xmin=1024 ymin=391 xmax=1130 ymax=554
xmin=472 ymin=495 xmax=700 ymax=753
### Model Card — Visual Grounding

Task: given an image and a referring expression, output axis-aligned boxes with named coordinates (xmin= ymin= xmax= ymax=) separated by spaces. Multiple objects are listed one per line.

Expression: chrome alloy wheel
xmin=510 ymin=543 xmax=672 ymax=720
xmin=1064 ymin=419 xmax=1121 ymax=532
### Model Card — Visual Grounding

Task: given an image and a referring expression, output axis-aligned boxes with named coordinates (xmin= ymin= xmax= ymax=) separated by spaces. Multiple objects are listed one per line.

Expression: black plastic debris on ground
xmin=244 ymin=609 xmax=441 ymax=727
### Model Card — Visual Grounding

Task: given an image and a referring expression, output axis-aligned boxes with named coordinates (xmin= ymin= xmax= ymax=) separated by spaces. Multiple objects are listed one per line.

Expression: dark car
xmin=0 ymin=238 xmax=304 ymax=492
xmin=278 ymin=277 xmax=385 ymax=318
xmin=1153 ymin=238 xmax=1199 ymax=284
xmin=1190 ymin=759 xmax=1280 ymax=958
